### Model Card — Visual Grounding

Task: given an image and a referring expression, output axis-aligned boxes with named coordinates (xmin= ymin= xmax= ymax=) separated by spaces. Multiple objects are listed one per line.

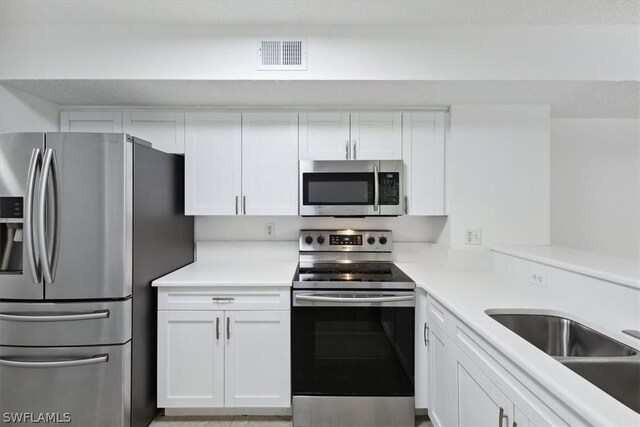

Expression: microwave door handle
xmin=24 ymin=148 xmax=42 ymax=283
xmin=373 ymin=165 xmax=379 ymax=211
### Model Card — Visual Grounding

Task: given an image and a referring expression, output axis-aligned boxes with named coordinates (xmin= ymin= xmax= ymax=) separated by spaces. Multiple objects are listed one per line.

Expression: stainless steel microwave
xmin=299 ymin=160 xmax=404 ymax=216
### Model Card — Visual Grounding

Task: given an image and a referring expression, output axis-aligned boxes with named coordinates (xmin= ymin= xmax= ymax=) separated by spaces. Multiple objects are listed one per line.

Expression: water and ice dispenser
xmin=0 ymin=197 xmax=23 ymax=273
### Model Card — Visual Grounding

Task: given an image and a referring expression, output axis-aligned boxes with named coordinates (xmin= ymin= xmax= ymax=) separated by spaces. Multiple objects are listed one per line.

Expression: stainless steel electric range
xmin=292 ymin=229 xmax=416 ymax=427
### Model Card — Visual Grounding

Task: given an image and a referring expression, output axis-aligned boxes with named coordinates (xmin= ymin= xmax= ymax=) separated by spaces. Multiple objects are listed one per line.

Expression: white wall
xmin=551 ymin=119 xmax=640 ymax=259
xmin=1 ymin=24 xmax=637 ymax=81
xmin=448 ymin=105 xmax=551 ymax=248
xmin=0 ymin=84 xmax=59 ymax=133
xmin=195 ymin=216 xmax=447 ymax=243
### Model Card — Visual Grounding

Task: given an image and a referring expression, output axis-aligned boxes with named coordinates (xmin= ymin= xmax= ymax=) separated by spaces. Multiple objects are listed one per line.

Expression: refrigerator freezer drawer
xmin=0 ymin=342 xmax=131 ymax=427
xmin=0 ymin=299 xmax=131 ymax=346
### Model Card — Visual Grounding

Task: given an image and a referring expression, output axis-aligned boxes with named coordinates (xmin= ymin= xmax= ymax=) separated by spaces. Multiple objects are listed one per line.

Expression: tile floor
xmin=150 ymin=415 xmax=434 ymax=427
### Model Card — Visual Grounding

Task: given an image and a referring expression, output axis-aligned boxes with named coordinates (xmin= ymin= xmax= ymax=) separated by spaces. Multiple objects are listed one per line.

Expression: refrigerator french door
xmin=1 ymin=133 xmax=132 ymax=301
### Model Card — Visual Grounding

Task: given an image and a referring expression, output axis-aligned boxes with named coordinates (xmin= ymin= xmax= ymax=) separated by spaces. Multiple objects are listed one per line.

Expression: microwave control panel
xmin=379 ymin=173 xmax=400 ymax=205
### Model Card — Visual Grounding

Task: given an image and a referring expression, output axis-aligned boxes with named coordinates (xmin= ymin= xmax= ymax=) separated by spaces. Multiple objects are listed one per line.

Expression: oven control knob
xmin=305 ymin=236 xmax=313 ymax=245
xmin=379 ymin=236 xmax=388 ymax=245
xmin=317 ymin=236 xmax=325 ymax=244
xmin=367 ymin=236 xmax=376 ymax=245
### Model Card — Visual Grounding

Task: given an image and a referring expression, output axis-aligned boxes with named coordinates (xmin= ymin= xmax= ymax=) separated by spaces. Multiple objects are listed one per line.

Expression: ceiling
xmin=1 ymin=1 xmax=638 ymax=26
xmin=2 ymin=80 xmax=637 ymax=118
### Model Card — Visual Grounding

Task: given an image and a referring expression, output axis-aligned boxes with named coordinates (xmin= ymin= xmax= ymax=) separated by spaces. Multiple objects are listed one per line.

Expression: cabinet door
xmin=157 ymin=311 xmax=225 ymax=408
xmin=402 ymin=112 xmax=446 ymax=215
xmin=455 ymin=344 xmax=514 ymax=427
xmin=350 ymin=112 xmax=402 ymax=160
xmin=242 ymin=113 xmax=299 ymax=215
xmin=60 ymin=111 xmax=122 ymax=133
xmin=299 ymin=112 xmax=350 ymax=160
xmin=429 ymin=325 xmax=458 ymax=427
xmin=123 ymin=111 xmax=185 ymax=153
xmin=224 ymin=311 xmax=291 ymax=408
xmin=184 ymin=112 xmax=242 ymax=215
xmin=415 ymin=288 xmax=429 ymax=409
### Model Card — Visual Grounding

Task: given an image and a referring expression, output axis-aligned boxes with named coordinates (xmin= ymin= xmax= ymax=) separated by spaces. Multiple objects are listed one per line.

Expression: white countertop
xmin=492 ymin=245 xmax=640 ymax=289
xmin=397 ymin=262 xmax=640 ymax=427
xmin=152 ymin=260 xmax=298 ymax=287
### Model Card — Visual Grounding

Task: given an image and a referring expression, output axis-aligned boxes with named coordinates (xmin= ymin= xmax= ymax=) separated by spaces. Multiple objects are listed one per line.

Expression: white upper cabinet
xmin=60 ymin=111 xmax=122 ymax=133
xmin=242 ymin=113 xmax=299 ymax=215
xmin=402 ymin=112 xmax=447 ymax=215
xmin=123 ymin=111 xmax=185 ymax=153
xmin=184 ymin=112 xmax=242 ymax=215
xmin=299 ymin=112 xmax=351 ymax=160
xmin=224 ymin=311 xmax=291 ymax=408
xmin=350 ymin=112 xmax=402 ymax=160
xmin=157 ymin=310 xmax=225 ymax=408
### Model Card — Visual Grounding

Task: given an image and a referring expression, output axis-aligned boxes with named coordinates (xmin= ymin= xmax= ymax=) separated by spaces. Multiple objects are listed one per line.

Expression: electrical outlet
xmin=530 ymin=272 xmax=546 ymax=287
xmin=465 ymin=229 xmax=474 ymax=244
xmin=265 ymin=222 xmax=275 ymax=240
xmin=465 ymin=228 xmax=482 ymax=245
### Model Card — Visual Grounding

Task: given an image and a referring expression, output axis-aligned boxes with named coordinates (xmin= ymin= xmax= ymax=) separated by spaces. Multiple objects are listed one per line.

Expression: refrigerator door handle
xmin=0 ymin=354 xmax=108 ymax=368
xmin=38 ymin=149 xmax=61 ymax=284
xmin=24 ymin=148 xmax=42 ymax=283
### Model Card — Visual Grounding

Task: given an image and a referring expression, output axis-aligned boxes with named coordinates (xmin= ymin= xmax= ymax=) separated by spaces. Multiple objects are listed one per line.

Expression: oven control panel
xmin=300 ymin=229 xmax=392 ymax=252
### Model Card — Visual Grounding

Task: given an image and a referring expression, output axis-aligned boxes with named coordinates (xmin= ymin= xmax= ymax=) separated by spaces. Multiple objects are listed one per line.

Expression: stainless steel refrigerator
xmin=0 ymin=133 xmax=194 ymax=426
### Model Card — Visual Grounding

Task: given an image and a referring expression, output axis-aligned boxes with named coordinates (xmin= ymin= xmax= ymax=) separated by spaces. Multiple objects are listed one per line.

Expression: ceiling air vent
xmin=257 ymin=39 xmax=307 ymax=71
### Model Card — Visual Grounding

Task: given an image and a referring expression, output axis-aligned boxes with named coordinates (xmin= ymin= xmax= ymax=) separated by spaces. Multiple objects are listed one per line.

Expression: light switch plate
xmin=265 ymin=222 xmax=275 ymax=240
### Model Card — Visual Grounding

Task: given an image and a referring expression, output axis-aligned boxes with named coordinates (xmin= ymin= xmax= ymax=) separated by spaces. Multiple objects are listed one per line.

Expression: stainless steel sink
xmin=488 ymin=313 xmax=637 ymax=357
xmin=560 ymin=359 xmax=640 ymax=414
xmin=486 ymin=310 xmax=640 ymax=414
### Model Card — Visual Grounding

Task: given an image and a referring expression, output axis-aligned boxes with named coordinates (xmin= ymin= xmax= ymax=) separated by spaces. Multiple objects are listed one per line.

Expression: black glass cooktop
xmin=294 ymin=262 xmax=414 ymax=286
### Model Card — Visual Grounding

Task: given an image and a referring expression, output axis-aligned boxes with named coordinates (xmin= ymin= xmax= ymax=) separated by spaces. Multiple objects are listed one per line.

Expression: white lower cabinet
xmin=428 ymin=324 xmax=458 ymax=427
xmin=224 ymin=311 xmax=291 ymax=407
xmin=158 ymin=288 xmax=291 ymax=410
xmin=427 ymin=294 xmax=580 ymax=427
xmin=157 ymin=310 xmax=225 ymax=408
xmin=454 ymin=343 xmax=513 ymax=427
xmin=415 ymin=288 xmax=429 ymax=409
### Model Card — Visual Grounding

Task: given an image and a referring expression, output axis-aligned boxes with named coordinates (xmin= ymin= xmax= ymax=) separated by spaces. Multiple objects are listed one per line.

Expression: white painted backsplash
xmin=195 ymin=215 xmax=448 ymax=242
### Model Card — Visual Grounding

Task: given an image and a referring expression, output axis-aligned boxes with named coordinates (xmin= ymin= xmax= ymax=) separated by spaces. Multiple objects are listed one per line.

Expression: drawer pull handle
xmin=424 ymin=323 xmax=429 ymax=347
xmin=0 ymin=310 xmax=109 ymax=322
xmin=212 ymin=297 xmax=234 ymax=303
xmin=0 ymin=354 xmax=108 ymax=368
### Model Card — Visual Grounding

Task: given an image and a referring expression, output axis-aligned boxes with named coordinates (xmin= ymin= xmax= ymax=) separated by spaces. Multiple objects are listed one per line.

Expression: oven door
xmin=292 ymin=291 xmax=415 ymax=397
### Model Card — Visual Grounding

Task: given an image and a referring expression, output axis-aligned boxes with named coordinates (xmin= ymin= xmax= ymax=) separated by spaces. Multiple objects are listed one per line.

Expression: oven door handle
xmin=295 ymin=294 xmax=413 ymax=304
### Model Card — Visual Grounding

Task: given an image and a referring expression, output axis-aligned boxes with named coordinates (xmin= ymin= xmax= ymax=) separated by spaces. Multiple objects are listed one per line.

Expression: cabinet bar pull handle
xmin=226 ymin=317 xmax=231 ymax=339
xmin=345 ymin=140 xmax=349 ymax=159
xmin=352 ymin=140 xmax=357 ymax=159
xmin=216 ymin=317 xmax=220 ymax=340
xmin=424 ymin=323 xmax=429 ymax=346
xmin=242 ymin=196 xmax=246 ymax=215
xmin=211 ymin=297 xmax=234 ymax=303
xmin=498 ymin=407 xmax=507 ymax=427
xmin=404 ymin=196 xmax=408 ymax=214
xmin=513 ymin=422 xmax=517 ymax=427
xmin=235 ymin=196 xmax=238 ymax=215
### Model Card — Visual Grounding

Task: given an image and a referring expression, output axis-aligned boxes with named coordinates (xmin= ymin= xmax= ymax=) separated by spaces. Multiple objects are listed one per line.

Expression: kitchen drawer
xmin=426 ymin=295 xmax=449 ymax=333
xmin=0 ymin=300 xmax=131 ymax=346
xmin=158 ymin=287 xmax=290 ymax=311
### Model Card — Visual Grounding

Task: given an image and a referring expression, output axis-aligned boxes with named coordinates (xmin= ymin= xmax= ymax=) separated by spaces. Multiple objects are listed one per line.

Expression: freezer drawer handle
xmin=0 ymin=310 xmax=110 ymax=322
xmin=0 ymin=354 xmax=108 ymax=368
